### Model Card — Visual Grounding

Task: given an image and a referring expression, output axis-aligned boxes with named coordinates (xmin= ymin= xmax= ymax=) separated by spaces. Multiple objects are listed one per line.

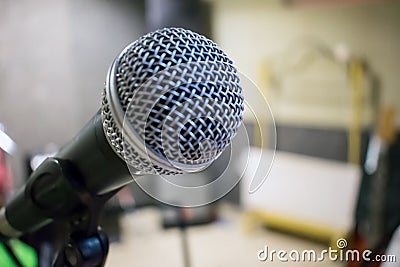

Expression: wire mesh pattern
xmin=102 ymin=28 xmax=243 ymax=174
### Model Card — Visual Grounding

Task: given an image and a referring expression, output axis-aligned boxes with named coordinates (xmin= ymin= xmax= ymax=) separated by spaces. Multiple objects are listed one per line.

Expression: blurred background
xmin=0 ymin=0 xmax=399 ymax=266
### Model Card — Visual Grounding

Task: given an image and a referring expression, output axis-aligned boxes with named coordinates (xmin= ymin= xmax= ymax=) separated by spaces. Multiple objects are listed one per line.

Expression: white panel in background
xmin=241 ymin=148 xmax=361 ymax=233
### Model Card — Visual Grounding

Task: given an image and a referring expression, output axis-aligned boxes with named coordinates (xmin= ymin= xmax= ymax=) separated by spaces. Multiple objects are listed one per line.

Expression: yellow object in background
xmin=243 ymin=210 xmax=349 ymax=247
xmin=254 ymin=60 xmax=272 ymax=148
xmin=348 ymin=59 xmax=364 ymax=165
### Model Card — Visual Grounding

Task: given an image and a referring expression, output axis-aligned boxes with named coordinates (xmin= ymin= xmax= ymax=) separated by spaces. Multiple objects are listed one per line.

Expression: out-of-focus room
xmin=0 ymin=0 xmax=399 ymax=266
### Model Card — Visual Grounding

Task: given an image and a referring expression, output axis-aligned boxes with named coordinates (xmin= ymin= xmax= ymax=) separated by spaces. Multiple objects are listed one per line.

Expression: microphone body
xmin=0 ymin=27 xmax=244 ymax=239
xmin=56 ymin=111 xmax=131 ymax=194
xmin=0 ymin=112 xmax=131 ymax=237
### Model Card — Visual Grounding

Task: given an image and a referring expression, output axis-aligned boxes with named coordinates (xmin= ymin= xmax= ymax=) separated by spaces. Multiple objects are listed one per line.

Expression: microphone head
xmin=102 ymin=28 xmax=243 ymax=175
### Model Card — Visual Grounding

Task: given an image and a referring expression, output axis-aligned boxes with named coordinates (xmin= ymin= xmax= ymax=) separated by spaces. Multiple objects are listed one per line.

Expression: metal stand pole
xmin=179 ymin=208 xmax=191 ymax=267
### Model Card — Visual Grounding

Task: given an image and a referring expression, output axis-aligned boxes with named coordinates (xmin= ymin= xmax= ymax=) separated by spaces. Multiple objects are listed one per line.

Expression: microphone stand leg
xmin=180 ymin=226 xmax=191 ymax=267
xmin=52 ymin=229 xmax=109 ymax=267
xmin=179 ymin=208 xmax=191 ymax=267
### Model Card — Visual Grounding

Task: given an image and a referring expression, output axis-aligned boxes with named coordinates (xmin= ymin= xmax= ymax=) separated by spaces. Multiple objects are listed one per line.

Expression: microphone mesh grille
xmin=102 ymin=28 xmax=243 ymax=174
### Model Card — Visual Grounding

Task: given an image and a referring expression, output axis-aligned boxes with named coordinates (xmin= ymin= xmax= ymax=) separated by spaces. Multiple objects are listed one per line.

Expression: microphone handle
xmin=57 ymin=110 xmax=132 ymax=195
xmin=0 ymin=111 xmax=133 ymax=238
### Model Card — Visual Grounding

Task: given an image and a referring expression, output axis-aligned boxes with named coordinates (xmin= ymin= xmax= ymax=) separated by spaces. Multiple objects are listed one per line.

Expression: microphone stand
xmin=34 ymin=158 xmax=120 ymax=267
xmin=51 ymin=186 xmax=117 ymax=267
xmin=51 ymin=189 xmax=119 ymax=267
xmin=52 ymin=228 xmax=109 ymax=267
xmin=178 ymin=208 xmax=192 ymax=267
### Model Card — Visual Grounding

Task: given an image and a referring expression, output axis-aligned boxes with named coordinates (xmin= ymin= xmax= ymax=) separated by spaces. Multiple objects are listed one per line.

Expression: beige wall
xmin=212 ymin=0 xmax=400 ymax=129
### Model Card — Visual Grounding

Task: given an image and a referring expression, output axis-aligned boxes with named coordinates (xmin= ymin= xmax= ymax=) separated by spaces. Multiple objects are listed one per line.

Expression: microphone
xmin=0 ymin=28 xmax=244 ymax=238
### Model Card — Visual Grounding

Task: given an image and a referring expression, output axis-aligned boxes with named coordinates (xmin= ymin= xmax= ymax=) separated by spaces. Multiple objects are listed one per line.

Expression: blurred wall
xmin=0 ymin=0 xmax=145 ymax=185
xmin=212 ymin=0 xmax=400 ymax=129
xmin=145 ymin=0 xmax=212 ymax=35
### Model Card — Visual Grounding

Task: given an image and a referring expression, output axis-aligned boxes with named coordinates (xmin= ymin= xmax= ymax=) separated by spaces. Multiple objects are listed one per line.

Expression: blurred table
xmin=107 ymin=204 xmax=343 ymax=267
